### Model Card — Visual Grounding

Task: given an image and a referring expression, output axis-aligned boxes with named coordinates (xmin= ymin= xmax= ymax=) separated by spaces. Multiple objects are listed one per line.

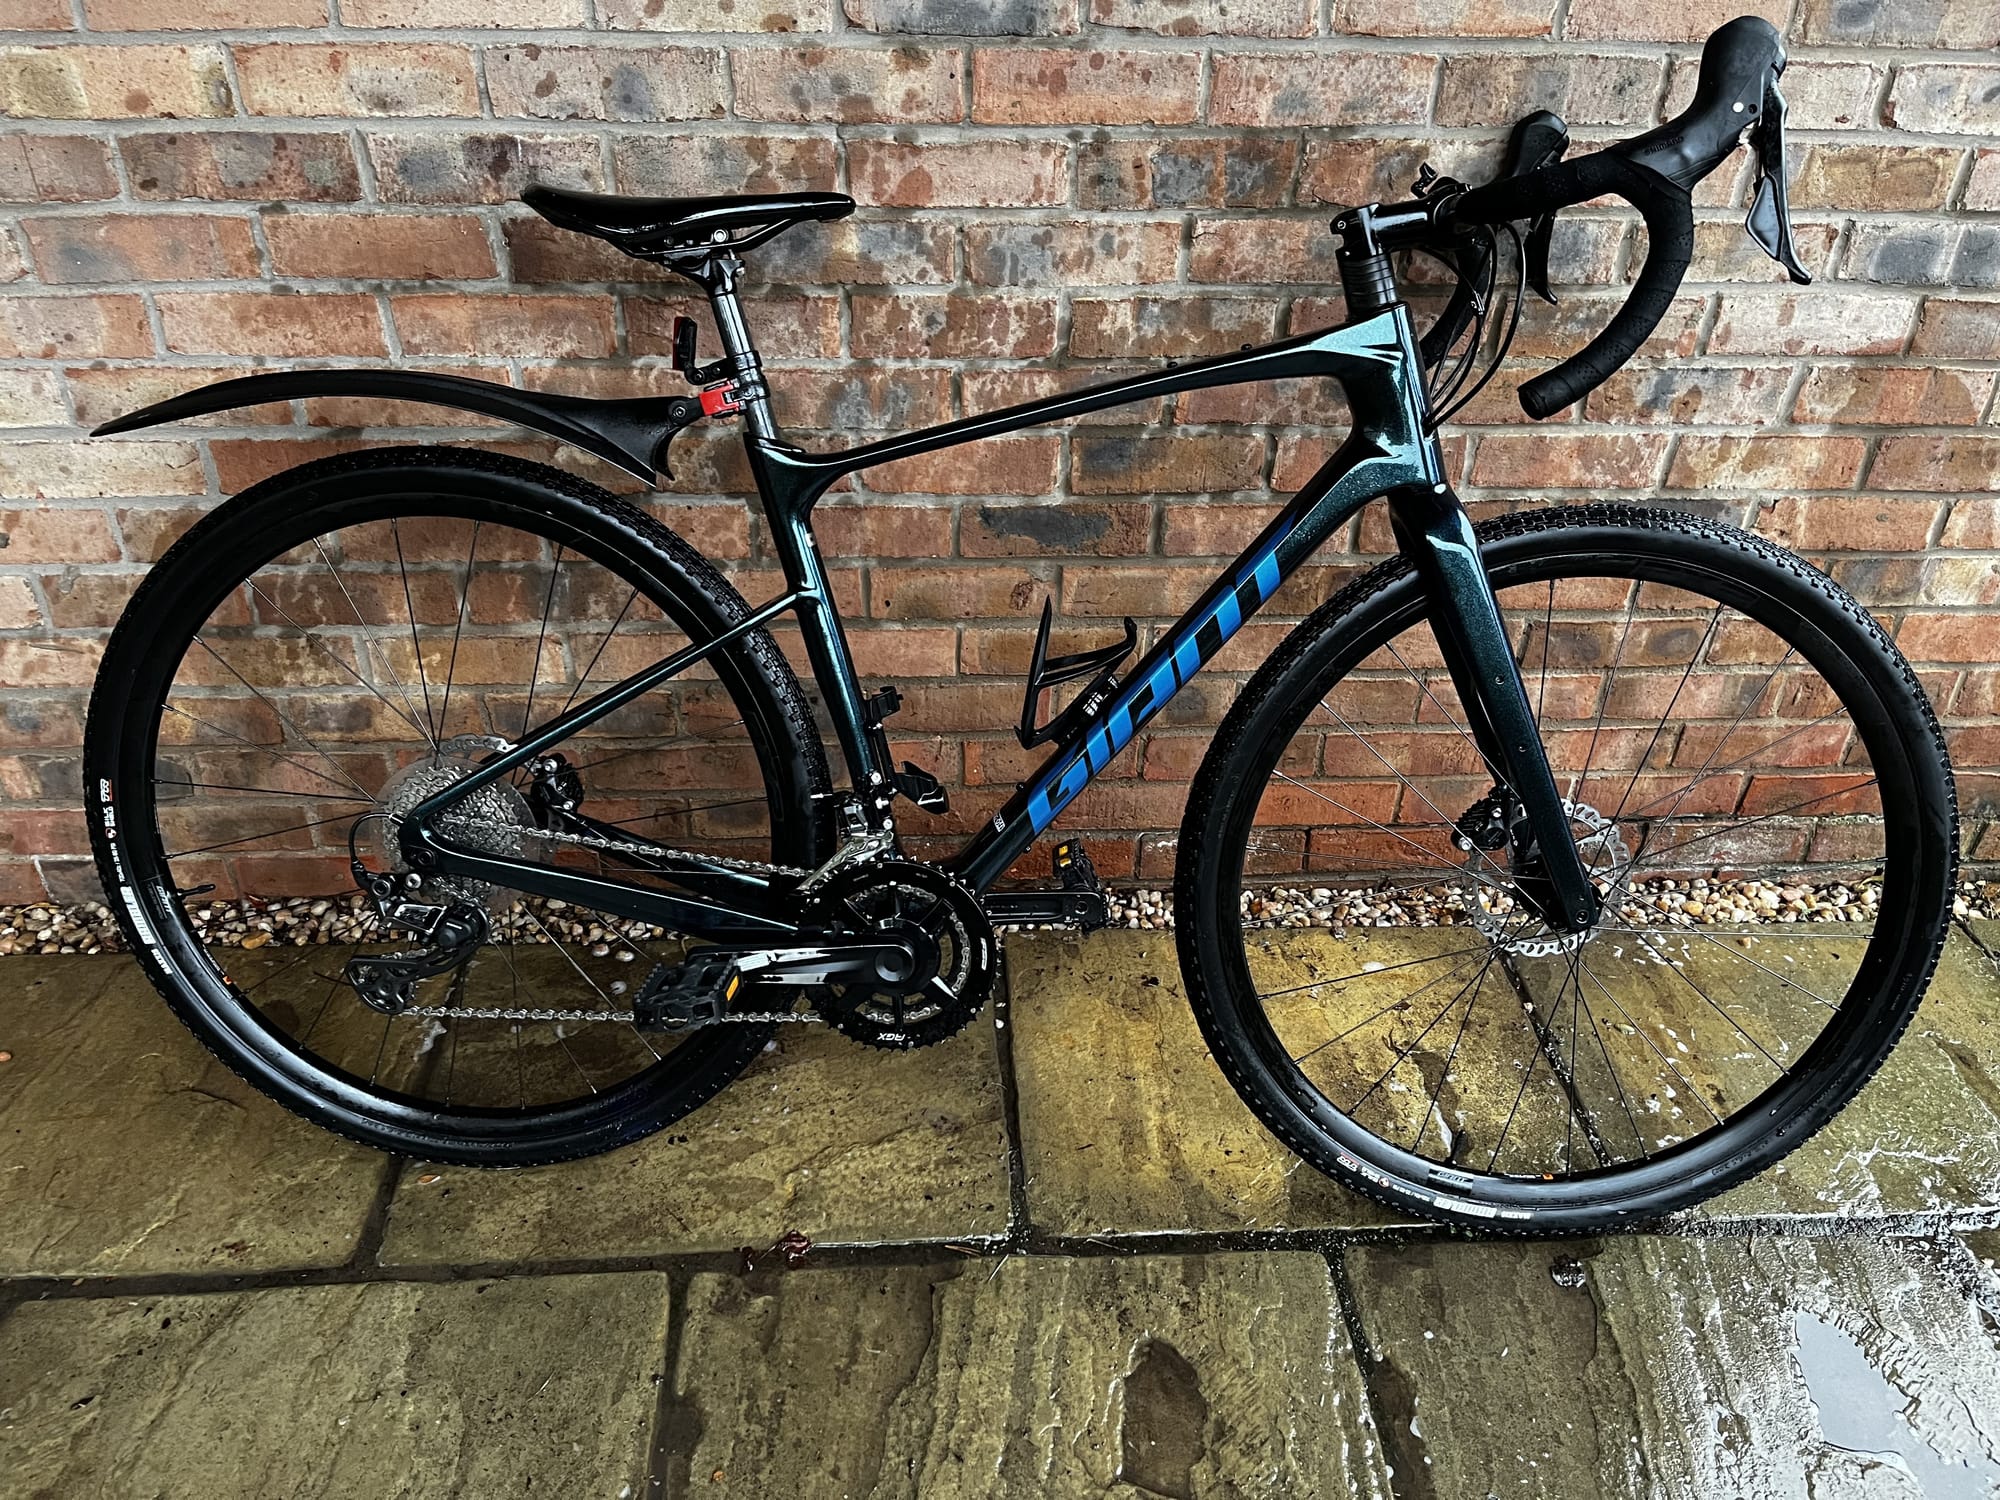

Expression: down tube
xmin=951 ymin=436 xmax=1442 ymax=891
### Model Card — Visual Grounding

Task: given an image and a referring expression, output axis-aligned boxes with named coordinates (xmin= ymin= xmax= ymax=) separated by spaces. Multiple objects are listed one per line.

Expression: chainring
xmin=806 ymin=859 xmax=995 ymax=1049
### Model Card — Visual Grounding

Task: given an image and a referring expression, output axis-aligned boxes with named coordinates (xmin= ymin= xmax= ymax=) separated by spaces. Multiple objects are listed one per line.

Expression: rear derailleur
xmin=341 ymin=862 xmax=487 ymax=1015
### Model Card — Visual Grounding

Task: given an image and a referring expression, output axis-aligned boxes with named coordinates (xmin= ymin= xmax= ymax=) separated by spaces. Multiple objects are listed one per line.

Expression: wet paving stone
xmin=378 ymin=1015 xmax=1010 ymax=1264
xmin=0 ymin=956 xmax=385 ymax=1277
xmin=667 ymin=1250 xmax=1390 ymax=1499
xmin=1343 ymin=1233 xmax=2000 ymax=1498
xmin=1701 ymin=930 xmax=2000 ymax=1220
xmin=1006 ymin=929 xmax=1418 ymax=1236
xmin=0 ymin=1272 xmax=669 ymax=1497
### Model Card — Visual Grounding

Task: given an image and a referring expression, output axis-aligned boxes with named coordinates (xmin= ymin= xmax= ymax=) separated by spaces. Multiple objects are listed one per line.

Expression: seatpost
xmin=700 ymin=253 xmax=777 ymax=441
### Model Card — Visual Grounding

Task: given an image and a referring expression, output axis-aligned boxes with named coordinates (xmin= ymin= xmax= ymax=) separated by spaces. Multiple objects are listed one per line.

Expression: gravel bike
xmin=85 ymin=17 xmax=1956 ymax=1231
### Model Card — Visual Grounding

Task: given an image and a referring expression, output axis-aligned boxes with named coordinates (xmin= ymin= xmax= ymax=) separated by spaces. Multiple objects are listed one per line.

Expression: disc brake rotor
xmin=1468 ymin=799 xmax=1631 ymax=958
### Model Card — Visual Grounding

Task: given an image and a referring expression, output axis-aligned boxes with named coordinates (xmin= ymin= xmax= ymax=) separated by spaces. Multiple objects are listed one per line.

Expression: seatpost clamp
xmin=698 ymin=382 xmax=743 ymax=418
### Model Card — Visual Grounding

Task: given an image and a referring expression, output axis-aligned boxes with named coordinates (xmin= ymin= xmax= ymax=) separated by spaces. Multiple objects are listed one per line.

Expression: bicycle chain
xmin=392 ymin=814 xmax=820 ymax=1025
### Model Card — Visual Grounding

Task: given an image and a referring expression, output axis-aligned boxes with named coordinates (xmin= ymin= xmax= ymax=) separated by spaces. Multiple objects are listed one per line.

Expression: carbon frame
xmin=402 ymin=300 xmax=1594 ymax=935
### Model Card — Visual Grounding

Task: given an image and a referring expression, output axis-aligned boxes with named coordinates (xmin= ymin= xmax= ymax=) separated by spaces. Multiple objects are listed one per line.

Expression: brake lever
xmin=1502 ymin=110 xmax=1569 ymax=304
xmin=1745 ymin=77 xmax=1811 ymax=285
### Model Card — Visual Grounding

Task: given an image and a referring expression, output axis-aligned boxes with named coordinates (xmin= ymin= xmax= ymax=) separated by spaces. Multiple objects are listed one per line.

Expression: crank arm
xmin=730 ymin=941 xmax=917 ymax=987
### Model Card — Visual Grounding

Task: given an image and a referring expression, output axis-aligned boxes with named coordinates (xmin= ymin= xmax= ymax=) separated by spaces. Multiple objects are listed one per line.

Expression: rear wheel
xmin=85 ymin=447 xmax=831 ymax=1165
xmin=1177 ymin=506 xmax=1955 ymax=1231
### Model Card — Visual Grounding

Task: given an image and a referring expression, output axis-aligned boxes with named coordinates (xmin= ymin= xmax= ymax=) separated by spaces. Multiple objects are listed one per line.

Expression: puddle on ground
xmin=1793 ymin=1312 xmax=2000 ymax=1498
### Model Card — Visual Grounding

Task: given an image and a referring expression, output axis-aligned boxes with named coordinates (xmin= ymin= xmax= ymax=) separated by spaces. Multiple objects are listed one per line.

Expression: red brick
xmin=1888 ymin=65 xmax=2000 ymax=136
xmin=368 ymin=132 xmax=605 ymax=205
xmin=1209 ymin=51 xmax=1434 ymax=127
xmin=1069 ymin=296 xmax=1280 ymax=358
xmin=1189 ymin=217 xmax=1342 ymax=285
xmin=1910 ymin=300 xmax=2000 ymax=360
xmin=850 ymin=293 xmax=1058 ymax=359
xmin=872 ymin=564 xmax=1043 ymax=621
xmin=812 ymin=501 xmax=952 ymax=558
xmin=1759 ymin=497 xmax=1942 ymax=553
xmin=83 ymin=0 xmax=326 ymax=23
xmin=122 ymin=132 xmax=359 ymax=203
xmin=158 ymin=292 xmax=385 ymax=357
xmin=0 ymin=0 xmax=70 ymax=27
xmin=609 ymin=131 xmax=837 ymax=199
xmin=1299 ymin=135 xmax=1486 ymax=210
xmin=973 ymin=48 xmax=1199 ymax=125
xmin=1093 ymin=0 xmax=1309 ymax=34
xmin=344 ymin=0 xmax=584 ymax=20
xmin=266 ymin=213 xmax=497 ymax=280
xmin=233 ymin=43 xmax=479 ymax=118
xmin=392 ymin=294 xmax=613 ymax=359
xmin=962 ymin=367 xmax=1167 ymax=426
xmin=1511 ymin=292 xmax=1705 ymax=359
xmin=848 ymin=140 xmax=1069 ymax=208
xmin=735 ymin=44 xmax=961 ymax=123
xmin=1793 ymin=365 xmax=1994 ymax=427
xmin=0 ymin=576 xmax=37 ymax=630
xmin=0 ymin=294 xmax=151 ymax=358
xmin=1563 ymin=0 xmax=1785 ymax=42
xmin=0 ymin=44 xmax=232 ymax=119
xmin=0 ymin=369 xmax=66 ymax=427
xmin=1896 ymin=613 xmax=1994 ymax=662
xmin=868 ymin=437 xmax=1060 ymax=496
xmin=1336 ymin=0 xmax=1552 ymax=35
xmin=1796 ymin=0 xmax=1995 ymax=46
xmin=1078 ymin=135 xmax=1296 ymax=210
xmin=962 ymin=499 xmax=1152 ymax=557
xmin=1791 ymin=146 xmax=1963 ymax=212
xmin=1965 ymin=151 xmax=2000 ymax=212
xmin=487 ymin=44 xmax=727 ymax=122
xmin=1062 ymin=563 xmax=1215 ymax=617
xmin=1074 ymin=434 xmax=1265 ymax=495
xmin=966 ymin=220 xmax=1178 ymax=287
xmin=0 ymin=135 xmax=117 ymax=203
xmin=1469 ymin=432 xmax=1668 ymax=489
xmin=1162 ymin=501 xmax=1285 ymax=556
xmin=600 ymin=0 xmax=836 ymax=27
xmin=0 ymin=505 xmax=124 ymax=560
xmin=625 ymin=293 xmax=841 ymax=359
xmin=770 ymin=368 xmax=953 ymax=432
xmin=1871 ymin=436 xmax=2000 ymax=494
xmin=1583 ymin=365 xmax=1793 ymax=426
xmin=1436 ymin=52 xmax=1661 ymax=127
xmin=23 ymin=213 xmax=259 ymax=284
xmin=1667 ymin=435 xmax=1867 ymax=491
xmin=0 ymin=441 xmax=201 ymax=500
xmin=1706 ymin=293 xmax=1912 ymax=356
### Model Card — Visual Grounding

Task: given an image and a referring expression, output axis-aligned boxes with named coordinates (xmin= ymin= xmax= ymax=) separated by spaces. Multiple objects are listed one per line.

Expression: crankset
xmin=806 ymin=858 xmax=995 ymax=1049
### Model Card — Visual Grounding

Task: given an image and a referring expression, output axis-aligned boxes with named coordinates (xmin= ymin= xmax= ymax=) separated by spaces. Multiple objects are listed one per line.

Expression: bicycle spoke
xmin=391 ymin=518 xmax=437 ymax=741
xmin=521 ymin=544 xmax=565 ymax=742
xmin=305 ymin=541 xmax=436 ymax=752
xmin=436 ymin=521 xmax=480 ymax=741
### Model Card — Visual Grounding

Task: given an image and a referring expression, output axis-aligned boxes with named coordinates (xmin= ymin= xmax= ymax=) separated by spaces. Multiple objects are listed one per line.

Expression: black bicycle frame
xmin=402 ymin=299 xmax=1598 ymax=936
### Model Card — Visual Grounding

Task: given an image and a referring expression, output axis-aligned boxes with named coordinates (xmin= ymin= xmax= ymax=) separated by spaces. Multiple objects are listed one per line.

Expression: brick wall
xmin=0 ymin=0 xmax=1996 ymax=900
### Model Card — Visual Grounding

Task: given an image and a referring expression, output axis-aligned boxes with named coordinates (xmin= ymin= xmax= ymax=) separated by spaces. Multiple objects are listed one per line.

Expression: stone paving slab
xmin=668 ymin=1250 xmax=1390 ymax=1499
xmin=1703 ymin=929 xmax=2000 ymax=1220
xmin=1343 ymin=1233 xmax=2000 ymax=1498
xmin=379 ymin=1015 xmax=1010 ymax=1264
xmin=0 ymin=956 xmax=385 ymax=1277
xmin=0 ymin=1272 xmax=671 ymax=1497
xmin=1008 ymin=925 xmax=2000 ymax=1233
xmin=1006 ymin=929 xmax=1418 ymax=1236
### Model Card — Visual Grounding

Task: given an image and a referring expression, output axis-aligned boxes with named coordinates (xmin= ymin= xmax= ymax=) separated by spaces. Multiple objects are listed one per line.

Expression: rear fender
xmin=91 ymin=369 xmax=707 ymax=484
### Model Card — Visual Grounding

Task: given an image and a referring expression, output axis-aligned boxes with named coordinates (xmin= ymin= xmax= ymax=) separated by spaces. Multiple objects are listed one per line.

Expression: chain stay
xmin=395 ymin=813 xmax=818 ymax=1024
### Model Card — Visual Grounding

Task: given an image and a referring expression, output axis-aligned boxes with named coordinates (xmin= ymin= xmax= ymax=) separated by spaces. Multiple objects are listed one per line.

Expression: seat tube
xmin=1386 ymin=483 xmax=1598 ymax=932
xmin=702 ymin=254 xmax=777 ymax=441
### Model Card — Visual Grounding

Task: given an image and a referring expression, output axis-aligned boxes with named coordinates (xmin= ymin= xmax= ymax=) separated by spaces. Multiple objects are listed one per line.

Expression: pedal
xmin=634 ymin=949 xmax=743 ymax=1032
xmin=893 ymin=761 xmax=949 ymax=815
xmin=982 ymin=840 xmax=1110 ymax=932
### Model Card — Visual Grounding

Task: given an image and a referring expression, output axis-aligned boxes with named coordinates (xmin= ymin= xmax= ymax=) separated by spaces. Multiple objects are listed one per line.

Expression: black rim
xmin=1202 ymin=517 xmax=1946 ymax=1216
xmin=92 ymin=456 xmax=817 ymax=1146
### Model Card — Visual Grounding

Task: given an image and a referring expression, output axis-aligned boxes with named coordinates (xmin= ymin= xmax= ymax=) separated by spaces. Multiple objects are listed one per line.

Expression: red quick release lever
xmin=699 ymin=383 xmax=742 ymax=418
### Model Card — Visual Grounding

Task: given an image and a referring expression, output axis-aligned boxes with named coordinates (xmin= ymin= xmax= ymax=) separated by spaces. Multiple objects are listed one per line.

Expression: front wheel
xmin=1177 ymin=505 xmax=1955 ymax=1232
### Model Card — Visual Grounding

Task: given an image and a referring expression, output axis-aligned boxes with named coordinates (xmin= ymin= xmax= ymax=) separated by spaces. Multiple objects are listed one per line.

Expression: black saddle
xmin=522 ymin=185 xmax=854 ymax=259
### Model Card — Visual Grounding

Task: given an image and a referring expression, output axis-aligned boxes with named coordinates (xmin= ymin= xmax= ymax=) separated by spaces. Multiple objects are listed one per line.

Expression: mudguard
xmin=91 ymin=369 xmax=707 ymax=484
